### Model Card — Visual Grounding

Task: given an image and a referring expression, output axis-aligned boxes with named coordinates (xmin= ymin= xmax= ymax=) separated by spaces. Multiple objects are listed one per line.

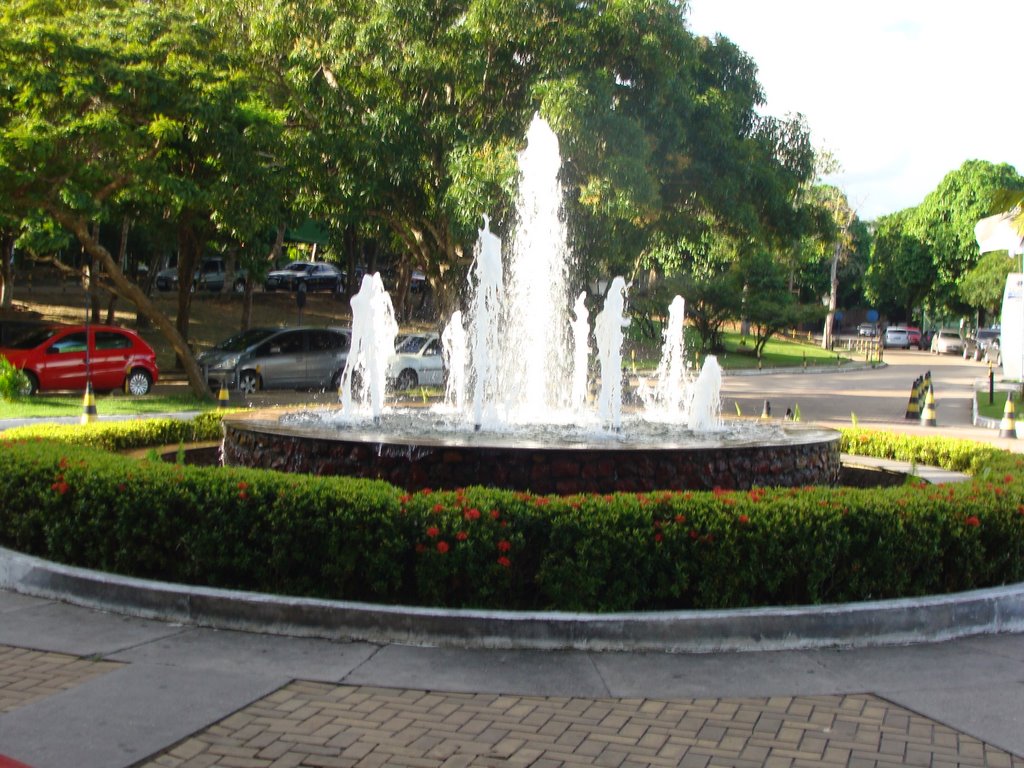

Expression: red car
xmin=0 ymin=324 xmax=159 ymax=395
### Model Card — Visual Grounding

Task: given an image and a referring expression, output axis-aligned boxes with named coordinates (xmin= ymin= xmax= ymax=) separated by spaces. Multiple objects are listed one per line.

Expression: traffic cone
xmin=218 ymin=385 xmax=230 ymax=409
xmin=760 ymin=400 xmax=771 ymax=419
xmin=920 ymin=384 xmax=937 ymax=427
xmin=904 ymin=376 xmax=921 ymax=419
xmin=999 ymin=393 xmax=1017 ymax=439
xmin=80 ymin=382 xmax=97 ymax=424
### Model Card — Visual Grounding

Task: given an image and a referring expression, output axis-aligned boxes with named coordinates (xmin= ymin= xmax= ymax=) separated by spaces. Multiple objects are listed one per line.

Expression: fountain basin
xmin=222 ymin=409 xmax=841 ymax=493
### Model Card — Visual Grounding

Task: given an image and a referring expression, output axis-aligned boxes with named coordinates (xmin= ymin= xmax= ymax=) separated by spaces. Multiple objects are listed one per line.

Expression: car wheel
xmin=396 ymin=369 xmax=418 ymax=390
xmin=238 ymin=371 xmax=261 ymax=395
xmin=124 ymin=368 xmax=153 ymax=396
xmin=20 ymin=371 xmax=38 ymax=396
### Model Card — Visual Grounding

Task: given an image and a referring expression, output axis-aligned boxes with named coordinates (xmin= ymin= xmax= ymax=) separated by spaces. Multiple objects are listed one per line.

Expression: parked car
xmin=962 ymin=328 xmax=1000 ymax=362
xmin=883 ymin=327 xmax=910 ymax=349
xmin=0 ymin=324 xmax=159 ymax=395
xmin=857 ymin=323 xmax=878 ymax=337
xmin=930 ymin=328 xmax=964 ymax=355
xmin=902 ymin=326 xmax=923 ymax=349
xmin=264 ymin=261 xmax=344 ymax=292
xmin=197 ymin=326 xmax=351 ymax=394
xmin=155 ymin=257 xmax=245 ymax=293
xmin=388 ymin=332 xmax=444 ymax=390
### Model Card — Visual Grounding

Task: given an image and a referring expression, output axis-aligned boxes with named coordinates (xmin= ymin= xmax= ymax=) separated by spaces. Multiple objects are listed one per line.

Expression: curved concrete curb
xmin=3 ymin=546 xmax=1023 ymax=653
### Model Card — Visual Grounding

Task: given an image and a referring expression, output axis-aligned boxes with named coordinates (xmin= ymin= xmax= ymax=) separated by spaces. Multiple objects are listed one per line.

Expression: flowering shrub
xmin=0 ymin=421 xmax=1022 ymax=611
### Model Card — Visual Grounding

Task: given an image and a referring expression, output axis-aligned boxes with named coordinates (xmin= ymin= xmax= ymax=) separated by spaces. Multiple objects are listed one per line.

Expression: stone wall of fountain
xmin=222 ymin=414 xmax=841 ymax=494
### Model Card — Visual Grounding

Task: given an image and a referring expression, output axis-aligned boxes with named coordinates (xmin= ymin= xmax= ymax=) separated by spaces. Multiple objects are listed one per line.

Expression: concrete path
xmin=2 ymin=347 xmax=1024 ymax=767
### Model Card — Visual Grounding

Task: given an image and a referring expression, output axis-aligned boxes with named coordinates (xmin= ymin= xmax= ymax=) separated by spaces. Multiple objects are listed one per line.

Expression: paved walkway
xmin=3 ymin=349 xmax=1024 ymax=767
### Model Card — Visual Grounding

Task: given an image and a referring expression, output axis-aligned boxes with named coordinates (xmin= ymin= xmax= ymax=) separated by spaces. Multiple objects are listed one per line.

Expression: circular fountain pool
xmin=221 ymin=408 xmax=841 ymax=494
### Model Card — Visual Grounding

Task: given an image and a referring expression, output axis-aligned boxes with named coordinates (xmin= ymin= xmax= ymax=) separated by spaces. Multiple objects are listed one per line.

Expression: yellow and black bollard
xmin=999 ymin=392 xmax=1017 ymax=439
xmin=760 ymin=400 xmax=771 ymax=419
xmin=920 ymin=383 xmax=937 ymax=427
xmin=218 ymin=385 xmax=231 ymax=409
xmin=904 ymin=376 xmax=921 ymax=419
xmin=80 ymin=382 xmax=97 ymax=424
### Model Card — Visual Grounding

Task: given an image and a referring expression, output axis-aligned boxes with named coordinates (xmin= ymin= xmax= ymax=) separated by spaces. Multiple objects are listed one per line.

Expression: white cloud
xmin=686 ymin=0 xmax=1024 ymax=219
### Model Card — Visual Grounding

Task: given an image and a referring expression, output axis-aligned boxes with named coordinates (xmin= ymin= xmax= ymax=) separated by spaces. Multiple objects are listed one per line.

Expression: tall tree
xmin=0 ymin=0 xmax=285 ymax=395
xmin=910 ymin=160 xmax=1024 ymax=315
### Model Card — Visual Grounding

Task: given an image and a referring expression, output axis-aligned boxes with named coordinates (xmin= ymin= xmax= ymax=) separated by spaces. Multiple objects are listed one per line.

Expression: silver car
xmin=198 ymin=326 xmax=351 ymax=394
xmin=388 ymin=333 xmax=444 ymax=390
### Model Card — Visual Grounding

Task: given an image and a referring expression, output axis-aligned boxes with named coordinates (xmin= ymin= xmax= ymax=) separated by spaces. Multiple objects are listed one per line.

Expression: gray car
xmin=197 ymin=326 xmax=351 ymax=394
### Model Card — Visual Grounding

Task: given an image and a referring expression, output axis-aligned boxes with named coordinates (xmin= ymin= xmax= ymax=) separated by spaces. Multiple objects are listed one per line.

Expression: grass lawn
xmin=976 ymin=389 xmax=1024 ymax=422
xmin=0 ymin=393 xmax=214 ymax=419
xmin=630 ymin=330 xmax=855 ymax=371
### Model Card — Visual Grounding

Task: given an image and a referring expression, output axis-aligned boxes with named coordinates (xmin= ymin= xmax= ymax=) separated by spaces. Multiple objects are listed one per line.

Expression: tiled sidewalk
xmin=0 ymin=644 xmax=121 ymax=715
xmin=136 ymin=681 xmax=1020 ymax=768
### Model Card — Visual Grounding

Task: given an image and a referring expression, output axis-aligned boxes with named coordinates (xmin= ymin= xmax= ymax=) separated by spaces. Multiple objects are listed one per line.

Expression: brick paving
xmin=136 ymin=681 xmax=1024 ymax=768
xmin=0 ymin=643 xmax=122 ymax=714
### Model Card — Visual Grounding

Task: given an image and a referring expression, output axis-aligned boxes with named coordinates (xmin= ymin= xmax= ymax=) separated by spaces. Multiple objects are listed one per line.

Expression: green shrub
xmin=0 ymin=423 xmax=1022 ymax=611
xmin=0 ymin=355 xmax=30 ymax=401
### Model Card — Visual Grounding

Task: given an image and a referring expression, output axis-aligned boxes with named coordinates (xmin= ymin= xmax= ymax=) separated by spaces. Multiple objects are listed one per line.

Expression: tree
xmin=960 ymin=251 xmax=1013 ymax=324
xmin=0 ymin=0 xmax=286 ymax=396
xmin=865 ymin=210 xmax=933 ymax=321
xmin=910 ymin=160 xmax=1024 ymax=314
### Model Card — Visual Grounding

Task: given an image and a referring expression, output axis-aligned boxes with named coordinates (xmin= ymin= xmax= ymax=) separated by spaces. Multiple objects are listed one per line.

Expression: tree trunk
xmin=175 ymin=224 xmax=201 ymax=366
xmin=47 ymin=206 xmax=213 ymax=398
xmin=0 ymin=231 xmax=15 ymax=309
xmin=821 ymin=240 xmax=840 ymax=350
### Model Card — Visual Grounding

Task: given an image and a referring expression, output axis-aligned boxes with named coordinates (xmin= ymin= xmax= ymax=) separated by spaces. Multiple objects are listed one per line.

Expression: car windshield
xmin=212 ymin=328 xmax=278 ymax=352
xmin=5 ymin=327 xmax=60 ymax=349
xmin=396 ymin=335 xmax=428 ymax=354
xmin=283 ymin=263 xmax=312 ymax=273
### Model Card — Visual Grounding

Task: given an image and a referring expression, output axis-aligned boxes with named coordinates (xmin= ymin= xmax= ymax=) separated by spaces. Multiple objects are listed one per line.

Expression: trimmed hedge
xmin=1 ymin=417 xmax=1023 ymax=611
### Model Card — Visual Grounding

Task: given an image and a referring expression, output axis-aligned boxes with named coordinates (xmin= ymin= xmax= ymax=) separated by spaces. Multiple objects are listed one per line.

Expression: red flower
xmin=420 ymin=487 xmax=433 ymax=495
xmin=674 ymin=514 xmax=686 ymax=524
xmin=237 ymin=481 xmax=248 ymax=490
xmin=58 ymin=457 xmax=69 ymax=469
xmin=965 ymin=516 xmax=981 ymax=527
xmin=464 ymin=508 xmax=481 ymax=521
xmin=1005 ymin=474 xmax=1014 ymax=484
xmin=455 ymin=531 xmax=468 ymax=542
xmin=436 ymin=541 xmax=449 ymax=554
xmin=497 ymin=556 xmax=511 ymax=568
xmin=689 ymin=530 xmax=699 ymax=540
xmin=738 ymin=514 xmax=750 ymax=524
xmin=238 ymin=490 xmax=249 ymax=500
xmin=490 ymin=509 xmax=500 ymax=520
xmin=426 ymin=526 xmax=440 ymax=538
xmin=497 ymin=539 xmax=512 ymax=552
xmin=50 ymin=481 xmax=69 ymax=495
xmin=654 ymin=533 xmax=664 ymax=543
xmin=400 ymin=494 xmax=412 ymax=504
xmin=432 ymin=503 xmax=445 ymax=513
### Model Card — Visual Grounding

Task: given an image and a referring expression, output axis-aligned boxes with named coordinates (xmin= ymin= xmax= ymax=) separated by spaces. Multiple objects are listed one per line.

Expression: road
xmin=720 ymin=347 xmax=1014 ymax=443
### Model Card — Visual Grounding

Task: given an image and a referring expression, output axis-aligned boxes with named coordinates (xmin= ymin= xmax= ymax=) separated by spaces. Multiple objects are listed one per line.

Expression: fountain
xmin=221 ymin=116 xmax=840 ymax=493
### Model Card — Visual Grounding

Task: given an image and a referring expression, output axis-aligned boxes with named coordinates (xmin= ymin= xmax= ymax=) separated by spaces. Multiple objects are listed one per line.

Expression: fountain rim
xmin=220 ymin=406 xmax=842 ymax=454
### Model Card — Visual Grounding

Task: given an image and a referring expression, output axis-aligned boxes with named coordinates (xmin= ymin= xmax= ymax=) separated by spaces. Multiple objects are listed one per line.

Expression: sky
xmin=685 ymin=0 xmax=1024 ymax=220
